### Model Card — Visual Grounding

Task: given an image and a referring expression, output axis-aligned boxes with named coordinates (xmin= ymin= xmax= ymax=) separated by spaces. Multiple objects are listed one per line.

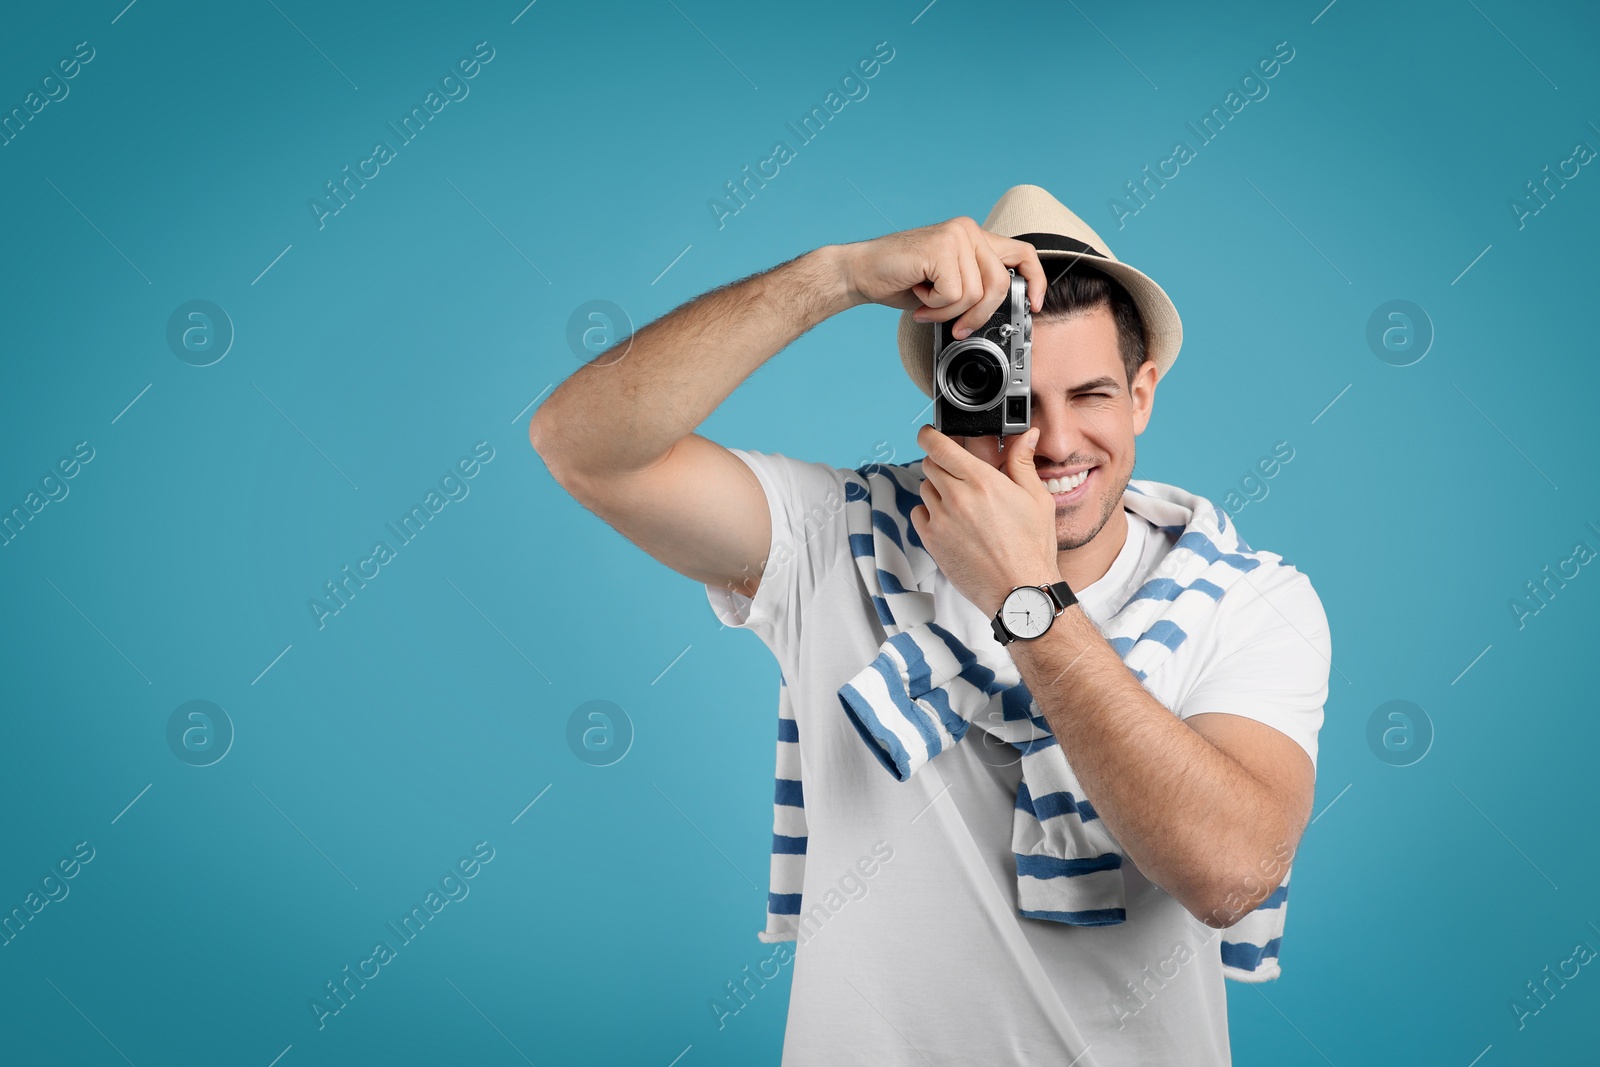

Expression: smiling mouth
xmin=1043 ymin=467 xmax=1095 ymax=502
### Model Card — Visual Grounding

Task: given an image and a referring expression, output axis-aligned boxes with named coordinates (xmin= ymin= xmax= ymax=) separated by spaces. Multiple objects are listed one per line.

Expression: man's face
xmin=955 ymin=303 xmax=1158 ymax=552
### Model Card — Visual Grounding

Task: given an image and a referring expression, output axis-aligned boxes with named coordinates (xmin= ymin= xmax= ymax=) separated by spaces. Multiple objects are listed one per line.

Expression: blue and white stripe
xmin=759 ymin=676 xmax=807 ymax=941
xmin=758 ymin=459 xmax=1297 ymax=981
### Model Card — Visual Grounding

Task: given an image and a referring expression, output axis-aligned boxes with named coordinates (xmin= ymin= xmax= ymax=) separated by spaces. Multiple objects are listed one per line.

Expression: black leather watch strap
xmin=1045 ymin=580 xmax=1078 ymax=612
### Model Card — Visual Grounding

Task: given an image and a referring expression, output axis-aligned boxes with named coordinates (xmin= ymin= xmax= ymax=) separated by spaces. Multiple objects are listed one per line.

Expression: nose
xmin=1029 ymin=397 xmax=1086 ymax=468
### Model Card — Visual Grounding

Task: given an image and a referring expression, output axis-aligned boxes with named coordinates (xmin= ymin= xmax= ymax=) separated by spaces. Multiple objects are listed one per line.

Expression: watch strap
xmin=1045 ymin=580 xmax=1077 ymax=612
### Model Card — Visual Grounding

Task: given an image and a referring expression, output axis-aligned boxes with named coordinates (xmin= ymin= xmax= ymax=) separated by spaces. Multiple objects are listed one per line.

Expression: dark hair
xmin=1034 ymin=261 xmax=1149 ymax=389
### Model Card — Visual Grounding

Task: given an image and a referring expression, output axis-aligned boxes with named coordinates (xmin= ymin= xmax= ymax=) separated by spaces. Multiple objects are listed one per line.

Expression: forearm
xmin=1009 ymin=605 xmax=1295 ymax=924
xmin=530 ymin=244 xmax=858 ymax=479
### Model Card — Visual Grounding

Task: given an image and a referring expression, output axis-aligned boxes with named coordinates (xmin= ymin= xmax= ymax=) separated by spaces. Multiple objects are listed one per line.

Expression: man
xmin=530 ymin=184 xmax=1330 ymax=1065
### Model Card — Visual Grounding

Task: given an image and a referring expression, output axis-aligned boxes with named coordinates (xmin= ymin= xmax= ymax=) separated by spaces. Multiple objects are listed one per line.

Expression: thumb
xmin=1007 ymin=427 xmax=1040 ymax=485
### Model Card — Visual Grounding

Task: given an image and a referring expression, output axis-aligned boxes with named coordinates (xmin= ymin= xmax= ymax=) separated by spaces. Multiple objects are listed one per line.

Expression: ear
xmin=1131 ymin=360 xmax=1159 ymax=436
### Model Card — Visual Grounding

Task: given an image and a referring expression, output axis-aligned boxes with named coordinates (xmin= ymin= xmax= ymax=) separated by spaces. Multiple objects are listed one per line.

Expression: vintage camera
xmin=932 ymin=269 xmax=1031 ymax=438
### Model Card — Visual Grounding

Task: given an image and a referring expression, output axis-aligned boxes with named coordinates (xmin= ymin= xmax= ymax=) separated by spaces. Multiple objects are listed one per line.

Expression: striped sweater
xmin=759 ymin=457 xmax=1295 ymax=982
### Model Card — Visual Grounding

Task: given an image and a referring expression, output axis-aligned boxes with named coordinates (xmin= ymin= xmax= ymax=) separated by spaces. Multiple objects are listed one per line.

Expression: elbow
xmin=1186 ymin=860 xmax=1291 ymax=930
xmin=530 ymin=410 xmax=614 ymax=504
xmin=527 ymin=407 xmax=552 ymax=462
xmin=527 ymin=410 xmax=571 ymax=486
xmin=1192 ymin=893 xmax=1250 ymax=930
xmin=1185 ymin=880 xmax=1254 ymax=930
xmin=528 ymin=417 xmax=584 ymax=505
xmin=1161 ymin=873 xmax=1239 ymax=929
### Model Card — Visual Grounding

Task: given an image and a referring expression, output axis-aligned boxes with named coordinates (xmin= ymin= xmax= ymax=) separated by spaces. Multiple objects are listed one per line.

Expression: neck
xmin=1056 ymin=505 xmax=1129 ymax=594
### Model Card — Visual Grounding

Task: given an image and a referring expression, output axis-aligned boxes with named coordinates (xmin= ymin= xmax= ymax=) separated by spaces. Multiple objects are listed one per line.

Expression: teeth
xmin=1045 ymin=469 xmax=1090 ymax=495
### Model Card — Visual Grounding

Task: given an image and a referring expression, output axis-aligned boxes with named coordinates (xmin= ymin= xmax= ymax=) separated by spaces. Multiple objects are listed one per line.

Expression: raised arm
xmin=528 ymin=220 xmax=1046 ymax=599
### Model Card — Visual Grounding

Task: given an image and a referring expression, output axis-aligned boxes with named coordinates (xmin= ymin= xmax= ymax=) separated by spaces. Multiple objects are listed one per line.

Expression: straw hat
xmin=896 ymin=184 xmax=1183 ymax=398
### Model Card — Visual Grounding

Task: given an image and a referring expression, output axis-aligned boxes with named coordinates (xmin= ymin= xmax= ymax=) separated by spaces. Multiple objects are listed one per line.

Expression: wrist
xmin=807 ymin=243 xmax=870 ymax=315
xmin=989 ymin=575 xmax=1077 ymax=647
xmin=992 ymin=568 xmax=1065 ymax=616
xmin=757 ymin=246 xmax=859 ymax=337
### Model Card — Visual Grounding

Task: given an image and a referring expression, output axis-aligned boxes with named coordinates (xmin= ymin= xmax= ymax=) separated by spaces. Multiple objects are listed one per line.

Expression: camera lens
xmin=942 ymin=347 xmax=1005 ymax=409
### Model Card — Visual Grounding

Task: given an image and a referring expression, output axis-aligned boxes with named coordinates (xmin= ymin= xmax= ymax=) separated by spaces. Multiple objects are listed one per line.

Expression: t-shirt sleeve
xmin=702 ymin=448 xmax=853 ymax=672
xmin=1175 ymin=565 xmax=1331 ymax=769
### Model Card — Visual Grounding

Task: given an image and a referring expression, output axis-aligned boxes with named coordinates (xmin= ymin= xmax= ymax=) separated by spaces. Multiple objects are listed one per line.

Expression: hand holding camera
xmin=834 ymin=217 xmax=1045 ymax=439
xmin=836 ymin=216 xmax=1045 ymax=327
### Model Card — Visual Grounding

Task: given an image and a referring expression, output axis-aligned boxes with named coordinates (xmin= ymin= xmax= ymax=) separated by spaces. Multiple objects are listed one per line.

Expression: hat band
xmin=1011 ymin=233 xmax=1108 ymax=259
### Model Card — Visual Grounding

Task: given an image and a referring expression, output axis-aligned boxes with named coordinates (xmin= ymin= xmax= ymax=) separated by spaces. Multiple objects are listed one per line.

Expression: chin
xmin=1056 ymin=485 xmax=1120 ymax=551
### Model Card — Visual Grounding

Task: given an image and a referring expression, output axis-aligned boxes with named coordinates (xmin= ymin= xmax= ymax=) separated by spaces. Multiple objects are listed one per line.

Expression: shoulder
xmin=1132 ymin=479 xmax=1329 ymax=650
xmin=723 ymin=450 xmax=931 ymax=562
xmin=724 ymin=447 xmax=851 ymax=505
xmin=734 ymin=450 xmax=928 ymax=512
xmin=727 ymin=448 xmax=922 ymax=488
xmin=1211 ymin=537 xmax=1331 ymax=660
xmin=847 ymin=457 xmax=927 ymax=514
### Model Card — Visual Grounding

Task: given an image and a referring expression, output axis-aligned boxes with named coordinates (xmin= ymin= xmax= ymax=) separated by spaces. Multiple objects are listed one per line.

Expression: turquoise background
xmin=2 ymin=0 xmax=1597 ymax=1063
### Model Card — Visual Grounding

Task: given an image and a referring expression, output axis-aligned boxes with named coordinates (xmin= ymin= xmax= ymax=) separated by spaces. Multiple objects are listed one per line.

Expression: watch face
xmin=1001 ymin=586 xmax=1055 ymax=639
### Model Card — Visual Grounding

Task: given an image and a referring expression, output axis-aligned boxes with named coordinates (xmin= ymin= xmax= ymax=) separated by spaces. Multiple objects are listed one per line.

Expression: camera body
xmin=932 ymin=270 xmax=1032 ymax=438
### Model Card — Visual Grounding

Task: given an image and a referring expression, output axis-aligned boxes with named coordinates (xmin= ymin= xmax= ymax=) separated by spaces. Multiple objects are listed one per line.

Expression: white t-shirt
xmin=704 ymin=449 xmax=1330 ymax=1067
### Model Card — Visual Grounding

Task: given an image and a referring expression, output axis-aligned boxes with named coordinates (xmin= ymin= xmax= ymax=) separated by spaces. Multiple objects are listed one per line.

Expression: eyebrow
xmin=1062 ymin=376 xmax=1121 ymax=394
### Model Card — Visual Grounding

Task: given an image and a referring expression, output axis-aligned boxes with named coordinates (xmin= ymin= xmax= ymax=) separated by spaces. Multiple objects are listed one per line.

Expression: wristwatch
xmin=990 ymin=581 xmax=1077 ymax=646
